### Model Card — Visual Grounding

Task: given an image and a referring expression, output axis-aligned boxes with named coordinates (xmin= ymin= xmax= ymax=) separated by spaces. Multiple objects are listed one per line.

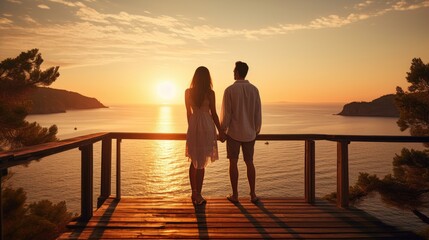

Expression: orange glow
xmin=5 ymin=1 xmax=426 ymax=105
xmin=155 ymin=81 xmax=177 ymax=103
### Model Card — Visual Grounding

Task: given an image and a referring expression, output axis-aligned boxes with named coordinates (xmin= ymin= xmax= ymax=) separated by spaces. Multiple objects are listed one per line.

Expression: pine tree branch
xmin=412 ymin=209 xmax=429 ymax=224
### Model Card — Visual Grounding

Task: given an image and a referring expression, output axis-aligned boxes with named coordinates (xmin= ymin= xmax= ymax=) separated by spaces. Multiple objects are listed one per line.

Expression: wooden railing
xmin=0 ymin=132 xmax=428 ymax=239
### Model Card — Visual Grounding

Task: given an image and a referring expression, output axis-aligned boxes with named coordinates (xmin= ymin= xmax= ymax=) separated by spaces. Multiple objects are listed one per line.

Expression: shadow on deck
xmin=58 ymin=197 xmax=422 ymax=240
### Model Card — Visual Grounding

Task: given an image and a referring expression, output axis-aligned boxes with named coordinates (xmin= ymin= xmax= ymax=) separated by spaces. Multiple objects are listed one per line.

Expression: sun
xmin=155 ymin=81 xmax=177 ymax=102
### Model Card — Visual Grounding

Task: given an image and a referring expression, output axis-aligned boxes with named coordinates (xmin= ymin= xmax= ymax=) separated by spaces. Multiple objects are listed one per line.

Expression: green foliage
xmin=391 ymin=57 xmax=429 ymax=213
xmin=12 ymin=122 xmax=58 ymax=149
xmin=0 ymin=49 xmax=60 ymax=150
xmin=405 ymin=58 xmax=429 ymax=93
xmin=1 ymin=187 xmax=73 ymax=240
xmin=396 ymin=91 xmax=429 ymax=137
xmin=0 ymin=48 xmax=59 ymax=96
xmin=2 ymin=187 xmax=27 ymax=221
xmin=1 ymin=50 xmax=71 ymax=239
xmin=393 ymin=148 xmax=429 ymax=190
xmin=377 ymin=173 xmax=427 ymax=209
xmin=396 ymin=58 xmax=429 ymax=139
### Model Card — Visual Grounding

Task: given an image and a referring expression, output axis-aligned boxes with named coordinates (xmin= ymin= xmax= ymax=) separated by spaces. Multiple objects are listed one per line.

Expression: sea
xmin=7 ymin=103 xmax=427 ymax=233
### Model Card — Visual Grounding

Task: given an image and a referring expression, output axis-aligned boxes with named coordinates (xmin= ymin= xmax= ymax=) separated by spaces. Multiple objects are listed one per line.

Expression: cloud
xmin=0 ymin=18 xmax=13 ymax=25
xmin=354 ymin=1 xmax=373 ymax=10
xmin=373 ymin=0 xmax=429 ymax=16
xmin=76 ymin=5 xmax=110 ymax=23
xmin=1 ymin=0 xmax=428 ymax=68
xmin=391 ymin=0 xmax=429 ymax=10
xmin=306 ymin=13 xmax=371 ymax=29
xmin=49 ymin=0 xmax=79 ymax=7
xmin=38 ymin=4 xmax=51 ymax=10
xmin=22 ymin=15 xmax=37 ymax=24
xmin=6 ymin=0 xmax=22 ymax=4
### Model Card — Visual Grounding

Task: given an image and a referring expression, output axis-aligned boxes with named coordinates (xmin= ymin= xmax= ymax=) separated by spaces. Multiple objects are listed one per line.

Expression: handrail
xmin=109 ymin=132 xmax=429 ymax=142
xmin=0 ymin=132 xmax=428 ymax=238
xmin=2 ymin=133 xmax=428 ymax=167
xmin=324 ymin=134 xmax=429 ymax=142
xmin=0 ymin=132 xmax=109 ymax=169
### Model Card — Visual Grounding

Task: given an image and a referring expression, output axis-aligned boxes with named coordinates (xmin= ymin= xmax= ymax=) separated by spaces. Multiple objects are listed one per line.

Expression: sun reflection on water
xmin=145 ymin=105 xmax=188 ymax=196
xmin=156 ymin=105 xmax=173 ymax=133
xmin=148 ymin=140 xmax=188 ymax=197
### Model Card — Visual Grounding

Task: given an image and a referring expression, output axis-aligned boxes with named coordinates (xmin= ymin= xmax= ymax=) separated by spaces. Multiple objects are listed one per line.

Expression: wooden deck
xmin=58 ymin=197 xmax=421 ymax=240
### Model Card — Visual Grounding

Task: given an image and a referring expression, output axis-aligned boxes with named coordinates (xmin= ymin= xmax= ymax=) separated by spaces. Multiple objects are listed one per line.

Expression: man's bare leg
xmin=228 ymin=158 xmax=239 ymax=201
xmin=245 ymin=160 xmax=258 ymax=201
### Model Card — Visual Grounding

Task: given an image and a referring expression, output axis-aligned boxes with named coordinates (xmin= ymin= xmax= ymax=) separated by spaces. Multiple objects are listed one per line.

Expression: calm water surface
xmin=9 ymin=103 xmax=427 ymax=233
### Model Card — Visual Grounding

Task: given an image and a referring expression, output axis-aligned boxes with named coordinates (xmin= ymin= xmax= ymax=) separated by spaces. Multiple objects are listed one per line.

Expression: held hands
xmin=218 ymin=131 xmax=226 ymax=143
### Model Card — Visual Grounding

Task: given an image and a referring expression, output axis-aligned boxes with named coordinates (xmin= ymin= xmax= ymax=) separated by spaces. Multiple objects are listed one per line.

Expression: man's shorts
xmin=226 ymin=135 xmax=256 ymax=162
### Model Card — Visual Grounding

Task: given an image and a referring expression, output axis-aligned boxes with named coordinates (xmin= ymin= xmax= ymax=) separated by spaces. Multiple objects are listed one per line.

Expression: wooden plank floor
xmin=58 ymin=197 xmax=422 ymax=240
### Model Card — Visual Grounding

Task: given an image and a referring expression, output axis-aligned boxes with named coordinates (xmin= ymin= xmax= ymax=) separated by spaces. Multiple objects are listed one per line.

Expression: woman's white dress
xmin=186 ymin=94 xmax=218 ymax=169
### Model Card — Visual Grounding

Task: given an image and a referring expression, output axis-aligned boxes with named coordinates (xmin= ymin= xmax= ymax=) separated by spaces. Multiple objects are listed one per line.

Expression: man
xmin=220 ymin=61 xmax=262 ymax=203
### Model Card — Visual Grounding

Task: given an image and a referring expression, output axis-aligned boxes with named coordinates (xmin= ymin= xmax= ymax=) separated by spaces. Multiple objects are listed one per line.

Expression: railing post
xmin=0 ymin=174 xmax=2 ymax=240
xmin=304 ymin=140 xmax=315 ymax=204
xmin=337 ymin=141 xmax=350 ymax=208
xmin=0 ymin=171 xmax=2 ymax=240
xmin=98 ymin=138 xmax=112 ymax=208
xmin=80 ymin=144 xmax=93 ymax=221
xmin=116 ymin=139 xmax=122 ymax=199
xmin=0 ymin=177 xmax=2 ymax=240
xmin=0 ymin=157 xmax=10 ymax=240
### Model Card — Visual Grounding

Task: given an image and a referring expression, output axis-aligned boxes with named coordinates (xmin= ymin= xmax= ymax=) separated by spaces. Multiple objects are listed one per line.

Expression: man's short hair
xmin=235 ymin=61 xmax=249 ymax=79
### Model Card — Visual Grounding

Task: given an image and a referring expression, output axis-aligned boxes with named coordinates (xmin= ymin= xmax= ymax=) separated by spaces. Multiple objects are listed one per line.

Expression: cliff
xmin=337 ymin=94 xmax=399 ymax=117
xmin=27 ymin=87 xmax=107 ymax=114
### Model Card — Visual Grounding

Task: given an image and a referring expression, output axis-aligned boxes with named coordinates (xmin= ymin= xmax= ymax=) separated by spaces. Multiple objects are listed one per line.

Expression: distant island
xmin=27 ymin=87 xmax=107 ymax=114
xmin=337 ymin=94 xmax=399 ymax=117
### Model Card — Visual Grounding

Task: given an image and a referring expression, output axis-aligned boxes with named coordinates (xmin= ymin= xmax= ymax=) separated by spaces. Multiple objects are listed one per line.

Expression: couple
xmin=185 ymin=61 xmax=262 ymax=206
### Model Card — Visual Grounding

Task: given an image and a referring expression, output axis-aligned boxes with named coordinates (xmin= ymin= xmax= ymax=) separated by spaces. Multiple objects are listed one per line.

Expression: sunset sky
xmin=1 ymin=0 xmax=428 ymax=105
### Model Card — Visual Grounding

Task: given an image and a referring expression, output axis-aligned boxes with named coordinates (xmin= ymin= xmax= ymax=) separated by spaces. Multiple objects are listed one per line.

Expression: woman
xmin=185 ymin=66 xmax=225 ymax=205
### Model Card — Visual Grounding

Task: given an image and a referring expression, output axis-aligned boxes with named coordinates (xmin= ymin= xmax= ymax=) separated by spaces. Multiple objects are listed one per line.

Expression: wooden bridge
xmin=1 ymin=132 xmax=427 ymax=239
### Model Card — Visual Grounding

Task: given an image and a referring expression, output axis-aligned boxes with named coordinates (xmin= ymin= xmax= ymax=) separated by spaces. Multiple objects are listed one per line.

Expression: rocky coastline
xmin=337 ymin=94 xmax=399 ymax=117
xmin=27 ymin=87 xmax=107 ymax=114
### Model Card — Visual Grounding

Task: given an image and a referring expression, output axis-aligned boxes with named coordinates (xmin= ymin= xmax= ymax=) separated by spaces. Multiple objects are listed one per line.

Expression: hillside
xmin=337 ymin=94 xmax=399 ymax=117
xmin=27 ymin=87 xmax=107 ymax=114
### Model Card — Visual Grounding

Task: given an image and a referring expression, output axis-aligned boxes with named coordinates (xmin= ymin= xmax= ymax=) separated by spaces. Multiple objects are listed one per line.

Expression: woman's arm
xmin=185 ymin=89 xmax=192 ymax=125
xmin=209 ymin=90 xmax=225 ymax=141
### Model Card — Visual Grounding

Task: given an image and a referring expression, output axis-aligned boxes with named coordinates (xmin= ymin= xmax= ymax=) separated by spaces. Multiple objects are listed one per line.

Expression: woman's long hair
xmin=190 ymin=66 xmax=213 ymax=107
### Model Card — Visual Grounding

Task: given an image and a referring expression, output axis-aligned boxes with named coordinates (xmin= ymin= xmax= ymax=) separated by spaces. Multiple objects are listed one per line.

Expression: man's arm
xmin=220 ymin=89 xmax=231 ymax=133
xmin=254 ymin=90 xmax=262 ymax=135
